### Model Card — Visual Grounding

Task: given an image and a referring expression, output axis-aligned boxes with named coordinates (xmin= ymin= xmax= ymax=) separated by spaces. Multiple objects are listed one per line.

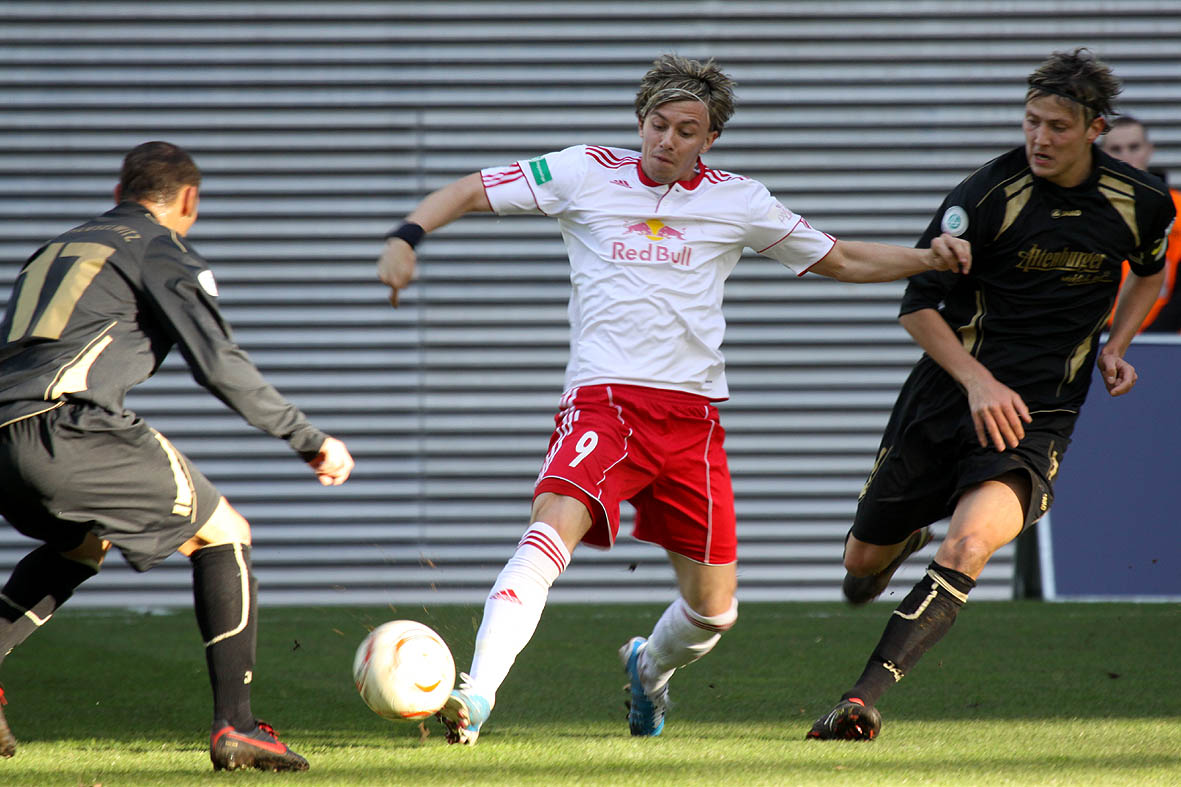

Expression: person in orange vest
xmin=1103 ymin=115 xmax=1181 ymax=332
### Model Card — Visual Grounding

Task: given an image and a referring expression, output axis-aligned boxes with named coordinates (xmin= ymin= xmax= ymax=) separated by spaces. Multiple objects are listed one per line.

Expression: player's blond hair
xmin=1026 ymin=48 xmax=1121 ymax=127
xmin=634 ymin=54 xmax=736 ymax=135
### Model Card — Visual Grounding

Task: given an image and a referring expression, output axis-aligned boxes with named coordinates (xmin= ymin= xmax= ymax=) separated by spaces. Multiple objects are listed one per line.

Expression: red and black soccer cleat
xmin=0 ymin=686 xmax=15 ymax=758
xmin=210 ymin=719 xmax=309 ymax=772
xmin=806 ymin=698 xmax=883 ymax=741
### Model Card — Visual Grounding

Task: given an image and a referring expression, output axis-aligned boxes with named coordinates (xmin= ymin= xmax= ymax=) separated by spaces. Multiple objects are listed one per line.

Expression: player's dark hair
xmin=119 ymin=141 xmax=202 ymax=204
xmin=1025 ymin=48 xmax=1121 ymax=127
xmin=635 ymin=54 xmax=736 ymax=135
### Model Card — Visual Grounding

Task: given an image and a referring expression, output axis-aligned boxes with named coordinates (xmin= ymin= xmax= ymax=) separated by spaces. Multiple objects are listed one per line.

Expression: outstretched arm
xmin=377 ymin=172 xmax=494 ymax=307
xmin=809 ymin=233 xmax=971 ymax=282
xmin=900 ymin=307 xmax=1031 ymax=452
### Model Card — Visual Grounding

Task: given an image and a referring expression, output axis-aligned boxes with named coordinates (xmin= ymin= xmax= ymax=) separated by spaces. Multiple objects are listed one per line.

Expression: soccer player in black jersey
xmin=808 ymin=49 xmax=1175 ymax=741
xmin=0 ymin=142 xmax=355 ymax=770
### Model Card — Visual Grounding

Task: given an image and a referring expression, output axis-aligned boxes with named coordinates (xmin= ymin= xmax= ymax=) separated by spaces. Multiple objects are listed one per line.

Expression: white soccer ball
xmin=353 ymin=620 xmax=456 ymax=721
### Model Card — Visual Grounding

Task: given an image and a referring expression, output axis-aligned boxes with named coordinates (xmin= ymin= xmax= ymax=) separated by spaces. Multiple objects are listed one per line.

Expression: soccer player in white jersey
xmin=376 ymin=54 xmax=971 ymax=745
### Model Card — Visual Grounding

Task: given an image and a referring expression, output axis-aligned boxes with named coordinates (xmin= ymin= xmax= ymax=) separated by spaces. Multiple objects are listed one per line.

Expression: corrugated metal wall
xmin=1 ymin=1 xmax=1177 ymax=606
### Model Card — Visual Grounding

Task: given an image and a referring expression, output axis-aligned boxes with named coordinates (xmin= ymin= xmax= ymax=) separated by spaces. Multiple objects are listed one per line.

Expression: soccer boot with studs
xmin=619 ymin=636 xmax=669 ymax=737
xmin=437 ymin=674 xmax=492 ymax=745
xmin=806 ymin=698 xmax=882 ymax=741
xmin=210 ymin=719 xmax=309 ymax=772
xmin=0 ymin=686 xmax=15 ymax=758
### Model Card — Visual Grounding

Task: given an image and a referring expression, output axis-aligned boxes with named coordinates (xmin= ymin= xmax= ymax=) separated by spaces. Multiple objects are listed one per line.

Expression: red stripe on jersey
xmin=520 ymin=530 xmax=568 ymax=572
xmin=483 ymin=161 xmax=548 ymax=215
xmin=482 ymin=168 xmax=522 ymax=184
xmin=586 ymin=152 xmax=635 ymax=171
xmin=585 ymin=146 xmax=635 ymax=166
xmin=703 ymin=168 xmax=746 ymax=183
xmin=585 ymin=145 xmax=618 ymax=161
xmin=482 ymin=164 xmax=525 ymax=188
xmin=484 ymin=173 xmax=523 ymax=188
xmin=585 ymin=146 xmax=637 ymax=170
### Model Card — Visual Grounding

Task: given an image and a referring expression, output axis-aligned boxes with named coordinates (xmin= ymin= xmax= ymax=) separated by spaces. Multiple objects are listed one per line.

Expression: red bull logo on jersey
xmin=613 ymin=220 xmax=693 ymax=266
xmin=624 ymin=219 xmax=685 ymax=241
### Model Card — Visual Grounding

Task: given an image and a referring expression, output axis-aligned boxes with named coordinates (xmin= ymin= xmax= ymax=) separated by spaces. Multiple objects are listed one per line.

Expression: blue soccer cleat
xmin=436 ymin=674 xmax=492 ymax=745
xmin=619 ymin=636 xmax=668 ymax=737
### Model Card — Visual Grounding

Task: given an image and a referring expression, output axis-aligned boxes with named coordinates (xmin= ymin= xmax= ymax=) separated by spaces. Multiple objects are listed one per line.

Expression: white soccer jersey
xmin=481 ymin=144 xmax=836 ymax=399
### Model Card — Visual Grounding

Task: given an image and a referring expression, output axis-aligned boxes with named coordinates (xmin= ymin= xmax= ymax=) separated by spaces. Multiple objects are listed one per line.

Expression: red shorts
xmin=534 ymin=384 xmax=736 ymax=565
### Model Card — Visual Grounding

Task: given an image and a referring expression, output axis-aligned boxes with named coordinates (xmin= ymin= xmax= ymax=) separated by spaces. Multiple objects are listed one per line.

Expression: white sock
xmin=467 ymin=522 xmax=570 ymax=706
xmin=640 ymin=596 xmax=738 ymax=694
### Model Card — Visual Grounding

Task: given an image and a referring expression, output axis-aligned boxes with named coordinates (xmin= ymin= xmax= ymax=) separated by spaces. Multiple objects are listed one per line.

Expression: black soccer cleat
xmin=806 ymin=698 xmax=882 ymax=741
xmin=0 ymin=686 xmax=15 ymax=758
xmin=210 ymin=719 xmax=309 ymax=772
xmin=842 ymin=526 xmax=933 ymax=605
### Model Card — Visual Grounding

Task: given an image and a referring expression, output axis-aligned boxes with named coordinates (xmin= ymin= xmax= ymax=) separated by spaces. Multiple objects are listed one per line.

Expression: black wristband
xmin=385 ymin=221 xmax=425 ymax=248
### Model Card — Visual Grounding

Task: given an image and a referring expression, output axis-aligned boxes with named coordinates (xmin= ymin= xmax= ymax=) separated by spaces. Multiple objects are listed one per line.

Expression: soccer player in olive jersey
xmin=808 ymin=49 xmax=1175 ymax=741
xmin=377 ymin=54 xmax=970 ymax=745
xmin=0 ymin=142 xmax=354 ymax=770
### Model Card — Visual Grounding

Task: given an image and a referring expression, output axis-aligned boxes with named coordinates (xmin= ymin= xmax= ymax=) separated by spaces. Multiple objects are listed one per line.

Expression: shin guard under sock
xmin=843 ymin=560 xmax=976 ymax=707
xmin=641 ymin=597 xmax=738 ymax=694
xmin=192 ymin=543 xmax=257 ymax=730
xmin=468 ymin=522 xmax=570 ymax=704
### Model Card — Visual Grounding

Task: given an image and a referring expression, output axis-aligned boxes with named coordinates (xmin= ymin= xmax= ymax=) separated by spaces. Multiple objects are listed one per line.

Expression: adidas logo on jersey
xmin=611 ymin=179 xmax=632 ymax=189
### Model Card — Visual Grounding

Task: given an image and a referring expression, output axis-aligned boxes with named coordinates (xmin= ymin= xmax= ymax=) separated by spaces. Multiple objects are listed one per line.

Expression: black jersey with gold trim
xmin=902 ymin=145 xmax=1175 ymax=411
xmin=0 ymin=202 xmax=326 ymax=458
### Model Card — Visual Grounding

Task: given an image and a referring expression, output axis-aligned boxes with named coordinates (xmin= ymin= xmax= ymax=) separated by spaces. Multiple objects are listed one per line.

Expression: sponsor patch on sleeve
xmin=527 ymin=156 xmax=553 ymax=186
xmin=941 ymin=206 xmax=969 ymax=236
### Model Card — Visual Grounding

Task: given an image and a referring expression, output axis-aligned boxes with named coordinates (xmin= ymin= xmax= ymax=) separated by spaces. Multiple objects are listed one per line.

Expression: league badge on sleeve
xmin=941 ymin=206 xmax=969 ymax=237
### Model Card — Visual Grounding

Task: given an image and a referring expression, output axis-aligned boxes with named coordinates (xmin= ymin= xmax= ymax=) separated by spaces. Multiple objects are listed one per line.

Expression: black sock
xmin=0 ymin=545 xmax=98 ymax=668
xmin=191 ymin=543 xmax=257 ymax=731
xmin=842 ymin=560 xmax=976 ymax=707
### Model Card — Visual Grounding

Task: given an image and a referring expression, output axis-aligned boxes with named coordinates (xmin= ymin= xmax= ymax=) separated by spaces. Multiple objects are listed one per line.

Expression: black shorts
xmin=0 ymin=403 xmax=221 ymax=571
xmin=852 ymin=358 xmax=1076 ymax=546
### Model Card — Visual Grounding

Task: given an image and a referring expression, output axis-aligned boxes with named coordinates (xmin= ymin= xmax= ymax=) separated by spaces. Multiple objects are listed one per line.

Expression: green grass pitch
xmin=0 ymin=601 xmax=1177 ymax=786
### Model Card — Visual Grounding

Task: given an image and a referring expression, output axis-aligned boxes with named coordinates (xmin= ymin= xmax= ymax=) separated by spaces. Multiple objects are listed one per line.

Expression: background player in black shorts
xmin=807 ymin=49 xmax=1175 ymax=740
xmin=0 ymin=142 xmax=354 ymax=770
